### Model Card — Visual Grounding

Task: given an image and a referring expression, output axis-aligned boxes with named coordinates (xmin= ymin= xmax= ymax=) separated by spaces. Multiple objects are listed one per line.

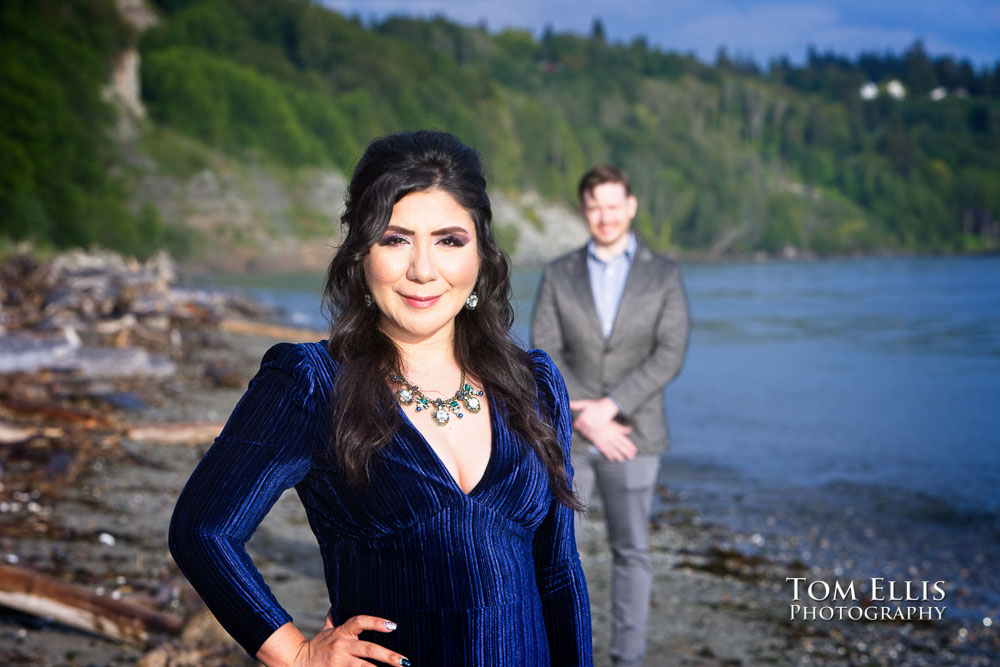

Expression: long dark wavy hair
xmin=324 ymin=130 xmax=580 ymax=510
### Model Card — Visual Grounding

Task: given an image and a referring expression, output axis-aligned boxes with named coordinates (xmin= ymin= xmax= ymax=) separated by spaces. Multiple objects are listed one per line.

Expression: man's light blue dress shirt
xmin=586 ymin=232 xmax=637 ymax=338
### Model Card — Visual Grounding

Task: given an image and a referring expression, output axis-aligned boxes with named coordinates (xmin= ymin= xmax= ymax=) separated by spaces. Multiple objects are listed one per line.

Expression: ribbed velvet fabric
xmin=168 ymin=342 xmax=593 ymax=666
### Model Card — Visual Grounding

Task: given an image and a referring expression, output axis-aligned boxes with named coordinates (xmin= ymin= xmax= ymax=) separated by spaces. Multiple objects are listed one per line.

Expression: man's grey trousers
xmin=574 ymin=451 xmax=660 ymax=667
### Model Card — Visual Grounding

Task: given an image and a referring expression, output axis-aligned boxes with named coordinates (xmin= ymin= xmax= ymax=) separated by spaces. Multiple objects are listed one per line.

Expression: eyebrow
xmin=383 ymin=225 xmax=471 ymax=236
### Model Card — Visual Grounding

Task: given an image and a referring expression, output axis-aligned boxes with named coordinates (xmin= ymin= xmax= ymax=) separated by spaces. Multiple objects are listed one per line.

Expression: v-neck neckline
xmin=314 ymin=343 xmax=500 ymax=498
xmin=396 ymin=389 xmax=499 ymax=498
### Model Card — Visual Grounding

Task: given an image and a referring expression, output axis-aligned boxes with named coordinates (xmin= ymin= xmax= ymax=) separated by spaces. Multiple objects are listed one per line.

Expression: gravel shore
xmin=1 ymin=332 xmax=996 ymax=666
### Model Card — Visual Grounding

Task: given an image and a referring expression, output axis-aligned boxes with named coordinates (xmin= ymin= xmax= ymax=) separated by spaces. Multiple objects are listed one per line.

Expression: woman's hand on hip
xmin=294 ymin=614 xmax=410 ymax=666
xmin=258 ymin=616 xmax=410 ymax=667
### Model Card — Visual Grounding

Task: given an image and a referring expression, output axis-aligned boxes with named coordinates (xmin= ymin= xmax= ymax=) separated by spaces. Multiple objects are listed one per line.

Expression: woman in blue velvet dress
xmin=169 ymin=130 xmax=593 ymax=666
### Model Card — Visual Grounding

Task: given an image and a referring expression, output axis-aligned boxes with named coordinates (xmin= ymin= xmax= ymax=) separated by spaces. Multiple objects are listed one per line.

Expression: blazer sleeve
xmin=531 ymin=265 xmax=590 ymax=400
xmin=528 ymin=349 xmax=594 ymax=666
xmin=608 ymin=262 xmax=690 ymax=416
xmin=168 ymin=343 xmax=318 ymax=657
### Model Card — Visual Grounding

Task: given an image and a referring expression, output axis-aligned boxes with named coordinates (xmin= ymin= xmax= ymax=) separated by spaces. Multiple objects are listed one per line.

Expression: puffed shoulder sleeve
xmin=528 ymin=349 xmax=594 ymax=666
xmin=168 ymin=343 xmax=319 ymax=657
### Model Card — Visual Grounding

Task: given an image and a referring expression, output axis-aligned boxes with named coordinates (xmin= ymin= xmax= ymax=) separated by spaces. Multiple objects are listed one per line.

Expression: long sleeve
xmin=531 ymin=267 xmax=592 ymax=400
xmin=607 ymin=262 xmax=690 ymax=416
xmin=168 ymin=343 xmax=318 ymax=657
xmin=528 ymin=350 xmax=594 ymax=666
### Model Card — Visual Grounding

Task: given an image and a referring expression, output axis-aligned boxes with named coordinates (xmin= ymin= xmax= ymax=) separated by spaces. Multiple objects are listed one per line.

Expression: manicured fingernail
xmin=384 ymin=620 xmax=397 ymax=631
xmin=400 ymin=659 xmax=411 ymax=667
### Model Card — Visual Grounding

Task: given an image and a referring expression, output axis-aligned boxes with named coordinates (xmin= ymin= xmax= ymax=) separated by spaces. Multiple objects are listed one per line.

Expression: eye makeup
xmin=377 ymin=233 xmax=409 ymax=246
xmin=437 ymin=233 xmax=470 ymax=247
xmin=376 ymin=225 xmax=472 ymax=247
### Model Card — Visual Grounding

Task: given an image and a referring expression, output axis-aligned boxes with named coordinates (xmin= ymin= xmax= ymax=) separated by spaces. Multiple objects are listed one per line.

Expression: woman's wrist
xmin=255 ymin=622 xmax=308 ymax=667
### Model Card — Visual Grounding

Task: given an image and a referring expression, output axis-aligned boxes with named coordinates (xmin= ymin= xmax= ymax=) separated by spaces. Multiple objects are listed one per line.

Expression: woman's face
xmin=364 ymin=188 xmax=480 ymax=345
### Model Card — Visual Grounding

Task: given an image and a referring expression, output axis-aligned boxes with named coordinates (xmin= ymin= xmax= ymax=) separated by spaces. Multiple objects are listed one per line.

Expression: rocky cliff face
xmin=115 ymin=0 xmax=158 ymax=31
xmin=103 ymin=48 xmax=145 ymax=119
xmin=127 ymin=158 xmax=586 ymax=271
xmin=102 ymin=1 xmax=156 ymax=138
xmin=134 ymin=162 xmax=346 ymax=272
xmin=492 ymin=192 xmax=589 ymax=265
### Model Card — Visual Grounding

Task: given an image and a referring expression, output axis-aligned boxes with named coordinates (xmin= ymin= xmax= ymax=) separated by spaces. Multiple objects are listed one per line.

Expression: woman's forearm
xmin=256 ymin=622 xmax=308 ymax=667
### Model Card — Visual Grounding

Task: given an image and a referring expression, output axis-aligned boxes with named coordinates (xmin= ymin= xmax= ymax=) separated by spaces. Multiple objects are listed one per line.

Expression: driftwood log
xmin=0 ymin=397 xmax=116 ymax=429
xmin=0 ymin=564 xmax=183 ymax=646
xmin=126 ymin=422 xmax=224 ymax=446
xmin=0 ymin=420 xmax=62 ymax=444
xmin=219 ymin=318 xmax=324 ymax=343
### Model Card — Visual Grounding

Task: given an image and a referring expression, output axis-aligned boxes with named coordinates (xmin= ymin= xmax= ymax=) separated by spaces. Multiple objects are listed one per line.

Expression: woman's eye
xmin=438 ymin=235 xmax=468 ymax=247
xmin=378 ymin=234 xmax=408 ymax=246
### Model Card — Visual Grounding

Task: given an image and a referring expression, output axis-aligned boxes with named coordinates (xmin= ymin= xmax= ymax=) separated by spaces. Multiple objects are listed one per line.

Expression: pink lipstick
xmin=401 ymin=294 xmax=440 ymax=308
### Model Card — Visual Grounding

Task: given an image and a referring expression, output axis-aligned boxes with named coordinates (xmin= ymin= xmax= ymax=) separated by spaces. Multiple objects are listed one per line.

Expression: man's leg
xmin=594 ymin=453 xmax=660 ymax=667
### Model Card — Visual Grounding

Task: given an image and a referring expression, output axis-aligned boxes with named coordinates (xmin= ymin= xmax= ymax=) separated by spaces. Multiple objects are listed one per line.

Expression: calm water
xmin=656 ymin=256 xmax=1000 ymax=624
xmin=199 ymin=255 xmax=1000 ymax=621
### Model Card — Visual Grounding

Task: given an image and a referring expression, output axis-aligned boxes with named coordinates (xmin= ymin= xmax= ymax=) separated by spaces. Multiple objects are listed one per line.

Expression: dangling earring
xmin=364 ymin=294 xmax=375 ymax=309
xmin=465 ymin=291 xmax=478 ymax=311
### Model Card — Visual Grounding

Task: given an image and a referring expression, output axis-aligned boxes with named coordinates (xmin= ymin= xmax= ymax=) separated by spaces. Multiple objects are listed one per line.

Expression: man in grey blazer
xmin=532 ymin=165 xmax=690 ymax=667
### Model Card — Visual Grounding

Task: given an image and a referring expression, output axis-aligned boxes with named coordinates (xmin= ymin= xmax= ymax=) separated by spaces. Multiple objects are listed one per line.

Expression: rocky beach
xmin=1 ymin=250 xmax=997 ymax=666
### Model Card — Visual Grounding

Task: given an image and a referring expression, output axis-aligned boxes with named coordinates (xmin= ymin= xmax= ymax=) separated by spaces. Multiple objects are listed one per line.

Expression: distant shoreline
xmin=173 ymin=244 xmax=1000 ymax=278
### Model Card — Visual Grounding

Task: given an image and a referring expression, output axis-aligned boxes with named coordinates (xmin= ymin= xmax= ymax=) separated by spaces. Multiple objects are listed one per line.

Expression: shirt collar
xmin=587 ymin=232 xmax=637 ymax=263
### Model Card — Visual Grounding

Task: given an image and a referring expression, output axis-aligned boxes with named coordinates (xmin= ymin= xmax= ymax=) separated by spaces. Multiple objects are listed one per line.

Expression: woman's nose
xmin=406 ymin=243 xmax=438 ymax=283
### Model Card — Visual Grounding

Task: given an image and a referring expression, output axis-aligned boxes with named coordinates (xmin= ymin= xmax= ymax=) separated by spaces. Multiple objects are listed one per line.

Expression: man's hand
xmin=569 ymin=397 xmax=620 ymax=435
xmin=587 ymin=421 xmax=637 ymax=462
xmin=571 ymin=397 xmax=637 ymax=462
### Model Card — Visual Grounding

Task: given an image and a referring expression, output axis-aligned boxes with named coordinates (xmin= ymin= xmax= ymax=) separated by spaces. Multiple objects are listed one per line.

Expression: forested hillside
xmin=2 ymin=0 xmax=998 ymax=259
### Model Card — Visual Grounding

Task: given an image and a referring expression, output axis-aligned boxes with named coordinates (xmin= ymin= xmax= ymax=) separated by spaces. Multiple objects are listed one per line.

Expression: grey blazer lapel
xmin=608 ymin=244 xmax=655 ymax=342
xmin=568 ymin=246 xmax=604 ymax=335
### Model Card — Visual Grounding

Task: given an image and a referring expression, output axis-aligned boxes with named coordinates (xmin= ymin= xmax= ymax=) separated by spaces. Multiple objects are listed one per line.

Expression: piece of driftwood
xmin=138 ymin=609 xmax=247 ymax=667
xmin=0 ymin=332 xmax=176 ymax=380
xmin=219 ymin=318 xmax=324 ymax=342
xmin=0 ymin=398 xmax=116 ymax=429
xmin=138 ymin=646 xmax=249 ymax=667
xmin=0 ymin=564 xmax=183 ymax=646
xmin=0 ymin=420 xmax=43 ymax=444
xmin=126 ymin=422 xmax=224 ymax=446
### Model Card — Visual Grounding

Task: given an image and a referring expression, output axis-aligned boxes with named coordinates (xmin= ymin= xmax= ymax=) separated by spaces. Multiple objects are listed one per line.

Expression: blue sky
xmin=322 ymin=1 xmax=1000 ymax=68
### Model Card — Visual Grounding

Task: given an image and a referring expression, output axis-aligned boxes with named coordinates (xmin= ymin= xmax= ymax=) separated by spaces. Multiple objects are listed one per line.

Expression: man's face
xmin=581 ymin=182 xmax=637 ymax=249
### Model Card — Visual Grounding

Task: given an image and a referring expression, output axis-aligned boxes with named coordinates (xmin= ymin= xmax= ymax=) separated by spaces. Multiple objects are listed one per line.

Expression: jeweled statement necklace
xmin=391 ymin=372 xmax=484 ymax=426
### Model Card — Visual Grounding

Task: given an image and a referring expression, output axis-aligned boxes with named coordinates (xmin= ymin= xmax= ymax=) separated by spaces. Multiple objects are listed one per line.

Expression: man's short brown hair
xmin=577 ymin=165 xmax=632 ymax=202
